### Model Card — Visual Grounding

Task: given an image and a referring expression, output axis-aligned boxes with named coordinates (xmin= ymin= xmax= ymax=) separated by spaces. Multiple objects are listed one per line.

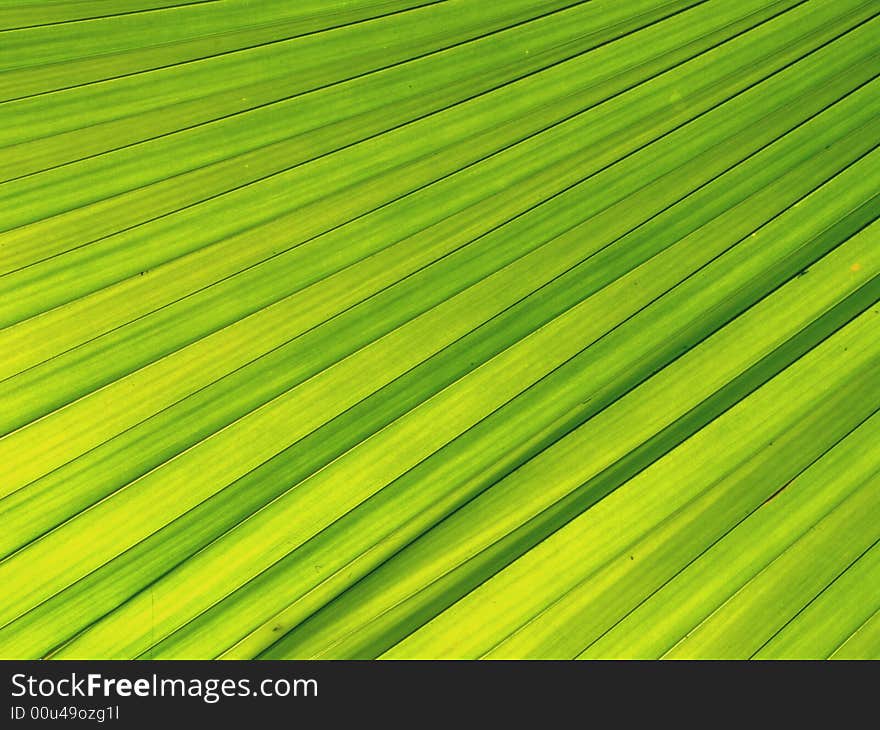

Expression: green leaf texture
xmin=0 ymin=0 xmax=878 ymax=660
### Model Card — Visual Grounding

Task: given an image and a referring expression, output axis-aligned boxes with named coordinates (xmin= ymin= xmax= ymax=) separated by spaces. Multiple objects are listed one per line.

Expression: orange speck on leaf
xmin=851 ymin=263 xmax=862 ymax=272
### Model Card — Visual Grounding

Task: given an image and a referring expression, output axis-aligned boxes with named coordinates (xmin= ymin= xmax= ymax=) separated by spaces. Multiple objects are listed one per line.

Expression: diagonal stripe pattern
xmin=0 ymin=0 xmax=878 ymax=660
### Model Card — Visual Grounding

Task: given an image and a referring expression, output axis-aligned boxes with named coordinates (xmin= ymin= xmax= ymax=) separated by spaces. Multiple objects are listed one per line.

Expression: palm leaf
xmin=0 ymin=0 xmax=877 ymax=660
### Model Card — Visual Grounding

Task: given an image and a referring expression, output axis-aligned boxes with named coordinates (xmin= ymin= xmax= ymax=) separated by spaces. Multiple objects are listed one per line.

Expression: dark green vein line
xmin=580 ymin=365 xmax=880 ymax=658
xmin=0 ymin=0 xmax=222 ymax=34
xmin=0 ymin=0 xmax=453 ymax=96
xmin=750 ymin=534 xmax=880 ymax=659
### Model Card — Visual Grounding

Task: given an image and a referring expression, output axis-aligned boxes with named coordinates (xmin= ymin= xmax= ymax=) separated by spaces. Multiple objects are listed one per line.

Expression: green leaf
xmin=0 ymin=0 xmax=877 ymax=660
